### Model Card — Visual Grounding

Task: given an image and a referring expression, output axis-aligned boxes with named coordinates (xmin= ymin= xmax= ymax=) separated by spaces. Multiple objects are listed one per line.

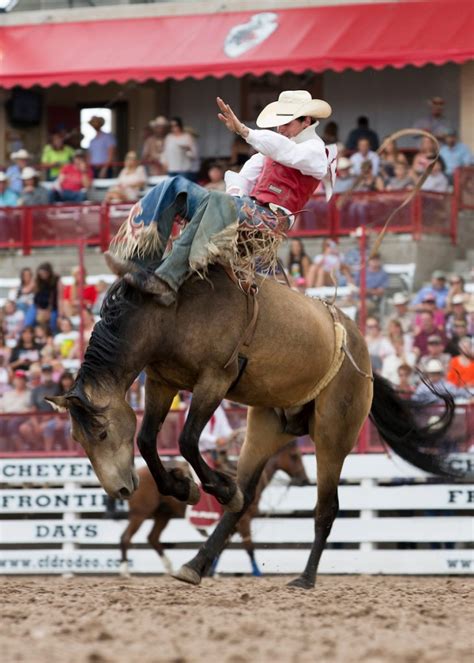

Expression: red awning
xmin=0 ymin=1 xmax=472 ymax=88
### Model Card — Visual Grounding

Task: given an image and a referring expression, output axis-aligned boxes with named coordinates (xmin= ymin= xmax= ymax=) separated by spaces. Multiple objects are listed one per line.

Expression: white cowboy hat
xmin=392 ymin=292 xmax=409 ymax=305
xmin=21 ymin=166 xmax=39 ymax=180
xmin=337 ymin=157 xmax=352 ymax=171
xmin=256 ymin=90 xmax=332 ymax=129
xmin=0 ymin=172 xmax=9 ymax=182
xmin=11 ymin=149 xmax=30 ymax=160
xmin=149 ymin=116 xmax=169 ymax=128
xmin=425 ymin=358 xmax=444 ymax=374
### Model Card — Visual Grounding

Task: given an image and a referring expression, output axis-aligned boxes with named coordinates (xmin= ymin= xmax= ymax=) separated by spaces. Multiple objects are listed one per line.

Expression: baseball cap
xmin=14 ymin=369 xmax=28 ymax=379
xmin=432 ymin=270 xmax=446 ymax=280
xmin=423 ymin=293 xmax=436 ymax=303
xmin=427 ymin=334 xmax=442 ymax=344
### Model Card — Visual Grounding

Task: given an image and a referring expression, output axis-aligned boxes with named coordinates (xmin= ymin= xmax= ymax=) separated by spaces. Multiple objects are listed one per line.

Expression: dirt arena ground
xmin=1 ymin=575 xmax=472 ymax=663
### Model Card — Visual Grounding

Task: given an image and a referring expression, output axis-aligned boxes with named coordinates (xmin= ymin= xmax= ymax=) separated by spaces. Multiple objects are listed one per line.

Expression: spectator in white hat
xmin=333 ymin=157 xmax=355 ymax=193
xmin=390 ymin=292 xmax=414 ymax=334
xmin=142 ymin=116 xmax=169 ymax=176
xmin=18 ymin=167 xmax=49 ymax=206
xmin=413 ymin=358 xmax=470 ymax=403
xmin=0 ymin=172 xmax=19 ymax=207
xmin=6 ymin=149 xmax=30 ymax=195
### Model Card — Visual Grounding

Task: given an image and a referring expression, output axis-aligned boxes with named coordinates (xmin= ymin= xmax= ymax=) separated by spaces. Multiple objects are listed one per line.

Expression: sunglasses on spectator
xmin=366 ymin=324 xmax=379 ymax=329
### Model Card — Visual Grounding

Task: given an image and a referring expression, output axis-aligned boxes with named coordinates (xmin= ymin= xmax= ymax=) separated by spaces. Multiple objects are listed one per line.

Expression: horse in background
xmin=119 ymin=440 xmax=308 ymax=576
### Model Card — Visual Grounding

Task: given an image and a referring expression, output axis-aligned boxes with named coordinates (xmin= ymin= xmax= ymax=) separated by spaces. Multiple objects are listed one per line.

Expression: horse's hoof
xmin=172 ymin=565 xmax=201 ymax=586
xmin=287 ymin=576 xmax=314 ymax=590
xmin=224 ymin=486 xmax=244 ymax=513
xmin=187 ymin=480 xmax=200 ymax=505
xmin=160 ymin=554 xmax=173 ymax=575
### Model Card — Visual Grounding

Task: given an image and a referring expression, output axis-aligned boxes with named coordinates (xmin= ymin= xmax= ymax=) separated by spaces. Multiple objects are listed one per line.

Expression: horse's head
xmin=272 ymin=441 xmax=309 ymax=486
xmin=46 ymin=382 xmax=139 ymax=499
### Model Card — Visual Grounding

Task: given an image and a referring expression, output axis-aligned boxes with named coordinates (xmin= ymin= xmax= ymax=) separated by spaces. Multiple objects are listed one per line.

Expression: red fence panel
xmin=419 ymin=192 xmax=452 ymax=236
xmin=0 ymin=207 xmax=24 ymax=249
xmin=29 ymin=204 xmax=102 ymax=248
xmin=455 ymin=166 xmax=474 ymax=210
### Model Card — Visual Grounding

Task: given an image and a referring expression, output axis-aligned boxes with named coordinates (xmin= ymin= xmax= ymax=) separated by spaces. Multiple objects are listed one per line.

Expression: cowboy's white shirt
xmin=225 ymin=124 xmax=337 ymax=201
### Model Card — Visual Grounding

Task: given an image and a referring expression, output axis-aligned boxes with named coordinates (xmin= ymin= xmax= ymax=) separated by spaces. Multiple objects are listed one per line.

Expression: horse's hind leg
xmin=147 ymin=514 xmax=174 ymax=574
xmin=288 ymin=363 xmax=373 ymax=590
xmin=174 ymin=407 xmax=294 ymax=585
xmin=138 ymin=376 xmax=200 ymax=505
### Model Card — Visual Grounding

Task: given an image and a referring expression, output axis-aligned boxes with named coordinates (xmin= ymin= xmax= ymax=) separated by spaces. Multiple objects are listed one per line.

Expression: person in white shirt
xmin=197 ymin=403 xmax=233 ymax=453
xmin=106 ymin=91 xmax=337 ymax=306
xmin=162 ymin=117 xmax=199 ymax=181
xmin=350 ymin=137 xmax=380 ymax=176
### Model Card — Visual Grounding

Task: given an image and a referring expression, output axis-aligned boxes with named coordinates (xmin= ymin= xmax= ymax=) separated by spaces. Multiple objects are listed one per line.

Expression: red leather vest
xmin=251 ymin=157 xmax=321 ymax=214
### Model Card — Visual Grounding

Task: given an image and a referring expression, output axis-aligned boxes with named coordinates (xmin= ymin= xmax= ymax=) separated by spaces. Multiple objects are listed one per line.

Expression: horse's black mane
xmin=77 ymin=279 xmax=143 ymax=386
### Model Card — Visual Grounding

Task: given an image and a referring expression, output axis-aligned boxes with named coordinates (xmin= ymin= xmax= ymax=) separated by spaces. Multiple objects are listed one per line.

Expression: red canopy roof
xmin=0 ymin=1 xmax=472 ymax=88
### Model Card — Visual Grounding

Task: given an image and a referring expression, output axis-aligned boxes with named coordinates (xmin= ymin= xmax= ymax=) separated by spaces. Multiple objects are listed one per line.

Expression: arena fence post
xmin=78 ymin=239 xmax=86 ymax=360
xmin=358 ymin=224 xmax=367 ymax=334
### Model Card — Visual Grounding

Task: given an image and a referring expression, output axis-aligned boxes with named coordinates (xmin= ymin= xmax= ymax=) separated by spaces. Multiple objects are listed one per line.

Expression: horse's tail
xmin=369 ymin=373 xmax=468 ymax=479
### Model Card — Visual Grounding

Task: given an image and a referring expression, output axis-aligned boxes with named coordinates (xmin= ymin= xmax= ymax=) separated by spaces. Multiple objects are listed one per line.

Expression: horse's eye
xmin=99 ymin=431 xmax=107 ymax=441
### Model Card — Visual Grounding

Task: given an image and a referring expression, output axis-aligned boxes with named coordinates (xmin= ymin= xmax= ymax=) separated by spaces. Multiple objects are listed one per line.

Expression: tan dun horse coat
xmin=48 ymin=267 xmax=455 ymax=589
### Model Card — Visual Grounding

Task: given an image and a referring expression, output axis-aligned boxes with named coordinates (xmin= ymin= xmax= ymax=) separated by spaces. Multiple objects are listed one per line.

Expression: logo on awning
xmin=224 ymin=12 xmax=279 ymax=58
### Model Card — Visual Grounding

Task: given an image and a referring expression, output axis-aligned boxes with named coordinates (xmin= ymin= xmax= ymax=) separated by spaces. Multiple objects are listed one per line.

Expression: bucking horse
xmin=47 ymin=263 xmax=459 ymax=589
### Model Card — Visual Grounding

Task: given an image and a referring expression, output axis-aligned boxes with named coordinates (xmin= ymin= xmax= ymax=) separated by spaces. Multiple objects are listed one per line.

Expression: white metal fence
xmin=0 ymin=454 xmax=473 ymax=575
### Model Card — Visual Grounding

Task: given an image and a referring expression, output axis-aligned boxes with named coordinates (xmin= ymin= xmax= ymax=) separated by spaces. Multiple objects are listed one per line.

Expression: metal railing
xmin=0 ymin=403 xmax=472 ymax=457
xmin=0 ymin=188 xmax=457 ymax=256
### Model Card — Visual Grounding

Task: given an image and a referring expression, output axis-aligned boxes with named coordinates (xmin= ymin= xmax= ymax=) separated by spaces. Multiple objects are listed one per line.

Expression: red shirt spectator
xmin=59 ymin=161 xmax=93 ymax=192
xmin=446 ymin=338 xmax=474 ymax=388
xmin=413 ymin=311 xmax=446 ymax=358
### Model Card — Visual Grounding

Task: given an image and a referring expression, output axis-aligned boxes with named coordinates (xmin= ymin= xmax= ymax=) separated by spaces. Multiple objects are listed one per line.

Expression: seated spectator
xmin=53 ymin=317 xmax=79 ymax=359
xmin=204 ymin=164 xmax=225 ymax=192
xmin=413 ymin=358 xmax=470 ymax=404
xmin=411 ymin=136 xmax=437 ymax=177
xmin=390 ymin=292 xmax=414 ymax=334
xmin=446 ymin=337 xmax=474 ymax=388
xmin=446 ymin=275 xmax=468 ymax=311
xmin=413 ymin=96 xmax=452 ymax=140
xmin=6 ymin=149 xmax=30 ymax=195
xmin=287 ymin=238 xmax=311 ymax=287
xmin=19 ymin=168 xmax=49 ymax=206
xmin=44 ymin=370 xmax=75 ymax=451
xmin=71 ymin=308 xmax=96 ymax=357
xmin=445 ymin=319 xmax=469 ymax=357
xmin=0 ymin=356 xmax=9 ymax=396
xmin=0 ymin=172 xmax=19 ymax=206
xmin=9 ymin=327 xmax=42 ymax=372
xmin=354 ymin=160 xmax=384 ymax=192
xmin=333 ymin=157 xmax=355 ymax=193
xmin=350 ymin=138 xmax=380 ymax=176
xmin=307 ymin=239 xmax=353 ymax=288
xmin=2 ymin=300 xmax=24 ymax=341
xmin=345 ymin=116 xmax=379 ymax=152
xmin=381 ymin=338 xmax=416 ymax=385
xmin=60 ymin=266 xmax=98 ymax=317
xmin=20 ymin=363 xmax=61 ymax=453
xmin=418 ymin=334 xmax=451 ymax=373
xmin=41 ymin=133 xmax=74 ymax=181
xmin=24 ymin=262 xmax=59 ymax=331
xmin=0 ymin=370 xmax=32 ymax=451
xmin=413 ymin=311 xmax=446 ymax=359
xmin=396 ymin=363 xmax=416 ymax=398
xmin=421 ymin=157 xmax=449 ymax=193
xmin=0 ymin=330 xmax=11 ymax=366
xmin=445 ymin=294 xmax=468 ymax=338
xmin=50 ymin=150 xmax=93 ymax=203
xmin=9 ymin=267 xmax=35 ymax=314
xmin=104 ymin=151 xmax=147 ymax=203
xmin=141 ymin=116 xmax=169 ymax=176
xmin=385 ymin=160 xmax=415 ymax=191
xmin=365 ymin=317 xmax=394 ymax=365
xmin=412 ymin=270 xmax=449 ymax=309
xmin=355 ymin=253 xmax=388 ymax=312
xmin=439 ymin=129 xmax=473 ymax=179
xmin=378 ymin=138 xmax=407 ymax=181
xmin=413 ymin=293 xmax=445 ymax=332
xmin=386 ymin=318 xmax=413 ymax=353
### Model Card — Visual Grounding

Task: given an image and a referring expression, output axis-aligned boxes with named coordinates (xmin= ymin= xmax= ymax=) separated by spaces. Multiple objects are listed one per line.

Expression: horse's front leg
xmin=179 ymin=376 xmax=243 ymax=512
xmin=138 ymin=377 xmax=199 ymax=504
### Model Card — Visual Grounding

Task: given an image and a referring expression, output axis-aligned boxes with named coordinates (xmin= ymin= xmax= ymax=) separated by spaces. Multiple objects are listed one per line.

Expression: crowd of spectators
xmin=0 ymin=95 xmax=472 ymax=211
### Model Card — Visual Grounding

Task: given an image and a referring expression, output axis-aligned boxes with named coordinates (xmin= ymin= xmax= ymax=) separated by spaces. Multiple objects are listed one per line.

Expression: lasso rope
xmin=336 ymin=128 xmax=440 ymax=257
